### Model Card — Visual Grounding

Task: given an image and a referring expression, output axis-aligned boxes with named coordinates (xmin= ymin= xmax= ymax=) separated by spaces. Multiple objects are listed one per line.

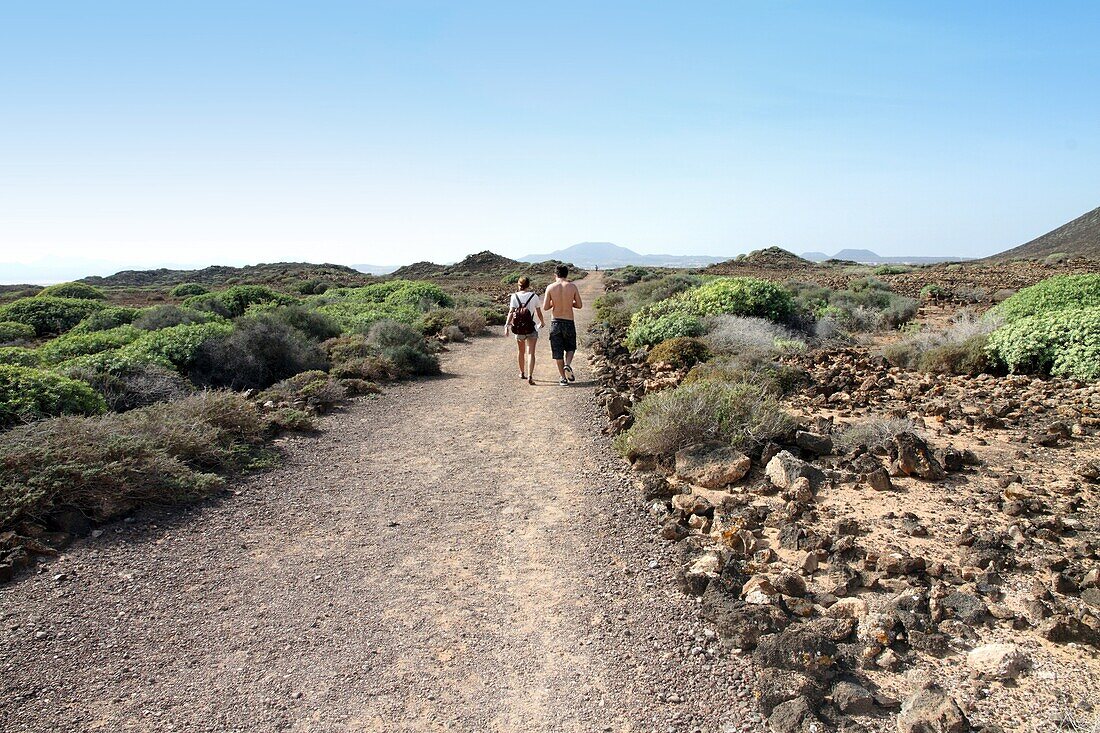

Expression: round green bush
xmin=646 ymin=337 xmax=712 ymax=370
xmin=986 ymin=307 xmax=1100 ymax=380
xmin=0 ymin=347 xmax=42 ymax=367
xmin=625 ymin=310 xmax=704 ymax=348
xmin=0 ymin=297 xmax=107 ymax=336
xmin=684 ymin=278 xmax=794 ymax=322
xmin=37 ymin=282 xmax=105 ymax=300
xmin=624 ymin=277 xmax=793 ymax=348
xmin=0 ymin=321 xmax=35 ymax=343
xmin=992 ymin=274 xmax=1100 ymax=323
xmin=217 ymin=285 xmax=298 ymax=317
xmin=37 ymin=325 xmax=143 ymax=365
xmin=0 ymin=364 xmax=106 ymax=427
xmin=170 ymin=283 xmax=209 ymax=298
xmin=69 ymin=306 xmax=141 ymax=334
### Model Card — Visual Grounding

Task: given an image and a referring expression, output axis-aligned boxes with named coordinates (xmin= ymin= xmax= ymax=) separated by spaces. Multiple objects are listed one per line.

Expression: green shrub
xmin=626 ymin=311 xmax=705 ymax=348
xmin=324 ymin=333 xmax=376 ymax=364
xmin=260 ymin=370 xmax=347 ymax=413
xmin=986 ymin=307 xmax=1100 ymax=380
xmin=608 ymin=265 xmax=654 ymax=286
xmin=187 ymin=316 xmax=327 ymax=390
xmin=37 ymin=282 xmax=104 ymax=300
xmin=595 ymin=293 xmax=632 ymax=329
xmin=916 ymin=336 xmax=992 ymax=376
xmin=873 ymin=265 xmax=911 ymax=275
xmin=686 ymin=278 xmax=793 ymax=321
xmin=170 ymin=283 xmax=209 ymax=298
xmin=0 ymin=365 xmax=105 ymax=428
xmin=127 ymin=322 xmax=236 ymax=371
xmin=453 ymin=308 xmax=487 ymax=336
xmin=920 ymin=284 xmax=947 ymax=300
xmin=181 ymin=292 xmax=235 ymax=318
xmin=0 ymin=321 xmax=35 ymax=343
xmin=0 ymin=347 xmax=42 ymax=367
xmin=132 ymin=304 xmax=216 ymax=331
xmin=267 ymin=407 xmax=317 ymax=432
xmin=217 ymin=285 xmax=298 ymax=317
xmin=683 ymin=354 xmax=807 ymax=395
xmin=614 ymin=379 xmax=795 ymax=459
xmin=62 ymin=362 xmax=191 ymax=412
xmin=993 ymin=274 xmax=1100 ymax=323
xmin=646 ymin=337 xmax=712 ymax=369
xmin=70 ymin=306 xmax=142 ymax=334
xmin=265 ymin=304 xmax=341 ymax=341
xmin=368 ymin=320 xmax=441 ymax=376
xmin=37 ymin=325 xmax=143 ymax=365
xmin=330 ymin=355 xmax=397 ymax=381
xmin=0 ymin=391 xmax=265 ymax=525
xmin=0 ymin=297 xmax=106 ymax=336
xmin=625 ymin=277 xmax=793 ymax=348
xmin=480 ymin=307 xmax=506 ymax=326
xmin=420 ymin=309 xmax=456 ymax=336
xmin=293 ymin=279 xmax=330 ymax=296
xmin=1043 ymin=252 xmax=1069 ymax=266
xmin=339 ymin=378 xmax=382 ymax=396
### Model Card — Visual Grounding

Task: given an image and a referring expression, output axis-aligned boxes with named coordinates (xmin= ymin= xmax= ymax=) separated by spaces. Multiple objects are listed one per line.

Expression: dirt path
xmin=0 ymin=274 xmax=759 ymax=733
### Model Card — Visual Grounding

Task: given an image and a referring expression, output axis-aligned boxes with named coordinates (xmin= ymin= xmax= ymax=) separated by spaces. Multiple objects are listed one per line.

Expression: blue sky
xmin=1 ymin=1 xmax=1098 ymax=275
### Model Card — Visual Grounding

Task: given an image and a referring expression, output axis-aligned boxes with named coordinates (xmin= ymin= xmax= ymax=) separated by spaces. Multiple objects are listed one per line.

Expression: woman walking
xmin=505 ymin=276 xmax=545 ymax=385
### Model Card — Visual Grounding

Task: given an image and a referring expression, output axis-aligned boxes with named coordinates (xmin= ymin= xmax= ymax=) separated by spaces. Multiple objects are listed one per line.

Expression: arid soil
xmin=1 ymin=274 xmax=761 ymax=733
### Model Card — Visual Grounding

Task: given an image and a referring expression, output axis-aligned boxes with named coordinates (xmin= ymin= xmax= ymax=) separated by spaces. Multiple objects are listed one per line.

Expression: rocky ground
xmin=590 ymin=297 xmax=1100 ymax=732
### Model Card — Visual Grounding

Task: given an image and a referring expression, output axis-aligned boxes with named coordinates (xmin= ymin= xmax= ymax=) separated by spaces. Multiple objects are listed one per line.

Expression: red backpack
xmin=511 ymin=293 xmax=536 ymax=335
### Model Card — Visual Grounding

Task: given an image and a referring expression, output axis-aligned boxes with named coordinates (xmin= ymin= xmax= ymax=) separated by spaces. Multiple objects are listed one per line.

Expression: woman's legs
xmin=516 ymin=338 xmax=527 ymax=377
xmin=527 ymin=337 xmax=537 ymax=384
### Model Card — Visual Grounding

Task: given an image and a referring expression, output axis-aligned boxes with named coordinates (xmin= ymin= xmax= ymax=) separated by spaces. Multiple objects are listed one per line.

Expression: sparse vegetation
xmin=833 ymin=416 xmax=915 ymax=452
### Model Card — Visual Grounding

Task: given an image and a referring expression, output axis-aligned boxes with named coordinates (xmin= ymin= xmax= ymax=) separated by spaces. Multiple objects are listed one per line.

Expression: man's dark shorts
xmin=549 ymin=319 xmax=577 ymax=360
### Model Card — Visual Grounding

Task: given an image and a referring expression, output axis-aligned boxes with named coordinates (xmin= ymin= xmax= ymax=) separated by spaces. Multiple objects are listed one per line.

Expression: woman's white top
xmin=509 ymin=291 xmax=543 ymax=330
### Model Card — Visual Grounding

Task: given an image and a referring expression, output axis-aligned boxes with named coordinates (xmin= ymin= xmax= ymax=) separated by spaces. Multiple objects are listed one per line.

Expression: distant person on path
xmin=543 ymin=264 xmax=583 ymax=386
xmin=505 ymin=276 xmax=544 ymax=385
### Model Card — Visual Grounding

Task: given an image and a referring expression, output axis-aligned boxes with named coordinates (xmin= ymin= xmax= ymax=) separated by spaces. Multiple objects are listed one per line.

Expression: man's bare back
xmin=543 ymin=279 xmax=582 ymax=320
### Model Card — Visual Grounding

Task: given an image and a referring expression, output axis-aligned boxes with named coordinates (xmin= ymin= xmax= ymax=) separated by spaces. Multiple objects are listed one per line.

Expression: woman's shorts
xmin=515 ymin=332 xmax=538 ymax=341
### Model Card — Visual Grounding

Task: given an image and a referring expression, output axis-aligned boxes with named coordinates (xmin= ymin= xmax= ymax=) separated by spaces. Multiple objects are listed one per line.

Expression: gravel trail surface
xmin=1 ymin=274 xmax=757 ymax=733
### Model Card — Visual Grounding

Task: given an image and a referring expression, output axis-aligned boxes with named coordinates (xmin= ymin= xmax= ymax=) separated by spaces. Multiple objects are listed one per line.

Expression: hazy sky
xmin=2 ymin=1 xmax=1098 ymax=275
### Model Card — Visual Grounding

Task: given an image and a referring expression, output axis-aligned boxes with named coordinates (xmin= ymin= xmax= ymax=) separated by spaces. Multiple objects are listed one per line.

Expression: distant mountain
xmin=519 ymin=242 xmax=727 ymax=269
xmin=986 ymin=205 xmax=1100 ymax=261
xmin=352 ymin=264 xmax=400 ymax=275
xmin=802 ymin=249 xmax=970 ymax=265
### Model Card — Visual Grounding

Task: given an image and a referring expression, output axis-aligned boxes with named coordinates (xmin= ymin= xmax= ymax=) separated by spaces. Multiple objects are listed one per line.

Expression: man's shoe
xmin=564 ymin=364 xmax=576 ymax=382
xmin=559 ymin=378 xmax=569 ymax=386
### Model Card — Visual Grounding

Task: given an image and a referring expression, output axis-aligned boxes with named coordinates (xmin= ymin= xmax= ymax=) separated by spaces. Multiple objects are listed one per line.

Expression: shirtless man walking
xmin=543 ymin=264 xmax=583 ymax=386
